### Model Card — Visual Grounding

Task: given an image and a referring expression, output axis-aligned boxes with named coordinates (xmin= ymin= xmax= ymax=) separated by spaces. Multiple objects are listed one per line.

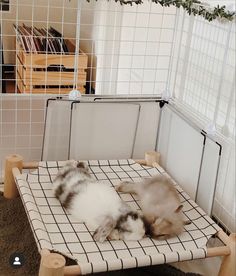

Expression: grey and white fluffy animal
xmin=116 ymin=175 xmax=187 ymax=239
xmin=52 ymin=161 xmax=146 ymax=243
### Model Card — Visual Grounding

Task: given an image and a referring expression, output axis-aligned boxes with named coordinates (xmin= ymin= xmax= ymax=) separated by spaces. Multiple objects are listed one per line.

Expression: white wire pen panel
xmin=0 ymin=95 xmax=48 ymax=181
xmin=132 ymin=101 xmax=160 ymax=158
xmin=0 ymin=0 xmax=84 ymax=95
xmin=158 ymin=104 xmax=205 ymax=201
xmin=0 ymin=0 xmax=235 ymax=232
xmin=42 ymin=98 xmax=161 ymax=161
xmin=42 ymin=99 xmax=72 ymax=161
xmin=0 ymin=0 xmax=176 ymax=96
xmin=80 ymin=0 xmax=176 ymax=95
xmin=167 ymin=7 xmax=235 ymax=231
xmin=170 ymin=8 xmax=235 ymax=138
xmin=213 ymin=140 xmax=235 ymax=232
xmin=0 ymin=1 xmax=76 ymax=179
xmin=70 ymin=102 xmax=141 ymax=160
xmin=196 ymin=137 xmax=221 ymax=216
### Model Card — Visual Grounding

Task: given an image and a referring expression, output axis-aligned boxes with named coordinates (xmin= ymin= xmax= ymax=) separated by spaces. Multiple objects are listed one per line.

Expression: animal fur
xmin=116 ymin=174 xmax=186 ymax=239
xmin=52 ymin=161 xmax=146 ymax=242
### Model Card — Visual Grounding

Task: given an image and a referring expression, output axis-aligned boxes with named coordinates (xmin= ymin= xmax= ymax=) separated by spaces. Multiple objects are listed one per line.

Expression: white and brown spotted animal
xmin=53 ymin=161 xmax=146 ymax=243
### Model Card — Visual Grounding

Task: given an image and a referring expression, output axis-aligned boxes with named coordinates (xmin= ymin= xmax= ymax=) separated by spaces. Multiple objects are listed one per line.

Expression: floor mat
xmin=0 ymin=192 xmax=40 ymax=276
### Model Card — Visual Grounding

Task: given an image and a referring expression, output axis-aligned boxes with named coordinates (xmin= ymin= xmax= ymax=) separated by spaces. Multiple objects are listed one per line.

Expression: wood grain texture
xmin=4 ymin=154 xmax=23 ymax=199
xmin=16 ymin=39 xmax=88 ymax=94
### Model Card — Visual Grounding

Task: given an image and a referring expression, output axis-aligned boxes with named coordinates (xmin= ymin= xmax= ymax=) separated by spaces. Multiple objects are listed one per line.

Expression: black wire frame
xmin=68 ymin=100 xmax=142 ymax=160
xmin=41 ymin=96 xmax=222 ymax=217
xmin=41 ymin=96 xmax=163 ymax=161
xmin=157 ymin=103 xmax=223 ymax=217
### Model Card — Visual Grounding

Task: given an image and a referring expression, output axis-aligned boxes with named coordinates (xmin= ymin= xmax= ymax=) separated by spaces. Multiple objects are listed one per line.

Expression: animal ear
xmin=77 ymin=161 xmax=89 ymax=171
xmin=93 ymin=217 xmax=116 ymax=243
xmin=175 ymin=205 xmax=183 ymax=213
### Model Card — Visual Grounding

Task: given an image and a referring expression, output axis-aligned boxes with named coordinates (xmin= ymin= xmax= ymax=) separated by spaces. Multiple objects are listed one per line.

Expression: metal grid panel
xmin=168 ymin=9 xmax=235 ymax=232
xmin=80 ymin=0 xmax=176 ymax=95
xmin=0 ymin=0 xmax=176 ymax=181
xmin=0 ymin=1 xmax=235 ymax=232
xmin=0 ymin=0 xmax=79 ymax=182
xmin=1 ymin=0 xmax=79 ymax=94
xmin=170 ymin=9 xmax=235 ymax=138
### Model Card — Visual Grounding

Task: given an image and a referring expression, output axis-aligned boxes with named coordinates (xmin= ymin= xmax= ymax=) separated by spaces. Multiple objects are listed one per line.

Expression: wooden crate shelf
xmin=16 ymin=39 xmax=88 ymax=94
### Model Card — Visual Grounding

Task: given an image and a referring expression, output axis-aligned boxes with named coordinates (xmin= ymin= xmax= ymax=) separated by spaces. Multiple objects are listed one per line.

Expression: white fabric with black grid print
xmin=15 ymin=160 xmax=220 ymax=275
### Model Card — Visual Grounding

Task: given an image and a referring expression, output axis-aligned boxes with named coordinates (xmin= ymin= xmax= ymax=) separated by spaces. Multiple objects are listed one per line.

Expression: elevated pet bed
xmin=3 ymin=152 xmax=236 ymax=276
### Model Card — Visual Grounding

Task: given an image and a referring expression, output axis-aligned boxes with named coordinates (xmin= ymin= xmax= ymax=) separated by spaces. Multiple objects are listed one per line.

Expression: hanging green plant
xmin=85 ymin=0 xmax=235 ymax=22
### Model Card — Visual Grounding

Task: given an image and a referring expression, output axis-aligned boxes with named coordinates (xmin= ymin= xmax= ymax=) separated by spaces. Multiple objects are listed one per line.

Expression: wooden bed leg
xmin=4 ymin=154 xmax=23 ymax=199
xmin=218 ymin=233 xmax=236 ymax=276
xmin=145 ymin=151 xmax=160 ymax=166
xmin=39 ymin=249 xmax=66 ymax=276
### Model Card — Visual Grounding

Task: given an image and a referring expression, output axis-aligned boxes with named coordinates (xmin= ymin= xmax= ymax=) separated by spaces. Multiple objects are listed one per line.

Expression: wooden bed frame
xmin=3 ymin=153 xmax=236 ymax=276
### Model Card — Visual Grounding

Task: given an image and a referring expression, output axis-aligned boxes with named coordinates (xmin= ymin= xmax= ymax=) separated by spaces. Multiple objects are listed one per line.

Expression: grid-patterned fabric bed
xmin=15 ymin=159 xmax=220 ymax=275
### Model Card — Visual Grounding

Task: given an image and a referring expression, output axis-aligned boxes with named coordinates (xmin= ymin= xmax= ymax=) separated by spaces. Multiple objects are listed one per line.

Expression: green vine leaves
xmin=85 ymin=0 xmax=235 ymax=22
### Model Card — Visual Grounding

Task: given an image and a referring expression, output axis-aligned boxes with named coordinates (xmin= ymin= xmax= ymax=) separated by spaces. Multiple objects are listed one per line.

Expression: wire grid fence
xmin=81 ymin=0 xmax=176 ymax=95
xmin=0 ymin=0 xmax=235 ymax=231
xmin=170 ymin=8 xmax=235 ymax=138
xmin=0 ymin=0 xmax=176 ymax=180
xmin=168 ymin=8 xmax=235 ymax=232
xmin=1 ymin=0 xmax=79 ymax=94
xmin=0 ymin=0 xmax=79 ymax=182
xmin=0 ymin=0 xmax=176 ymax=96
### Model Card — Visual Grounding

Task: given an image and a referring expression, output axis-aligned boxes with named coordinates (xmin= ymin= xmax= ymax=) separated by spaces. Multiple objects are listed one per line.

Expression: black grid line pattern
xmin=15 ymin=159 xmax=220 ymax=275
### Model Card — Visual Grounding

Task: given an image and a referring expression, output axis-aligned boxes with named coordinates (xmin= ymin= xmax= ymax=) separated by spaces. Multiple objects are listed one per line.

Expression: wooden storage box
xmin=16 ymin=39 xmax=88 ymax=94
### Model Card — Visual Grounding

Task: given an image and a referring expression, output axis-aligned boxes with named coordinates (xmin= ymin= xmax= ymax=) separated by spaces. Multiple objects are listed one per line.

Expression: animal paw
xmin=93 ymin=230 xmax=107 ymax=243
xmin=115 ymin=182 xmax=129 ymax=192
xmin=115 ymin=181 xmax=136 ymax=194
xmin=108 ymin=229 xmax=120 ymax=240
